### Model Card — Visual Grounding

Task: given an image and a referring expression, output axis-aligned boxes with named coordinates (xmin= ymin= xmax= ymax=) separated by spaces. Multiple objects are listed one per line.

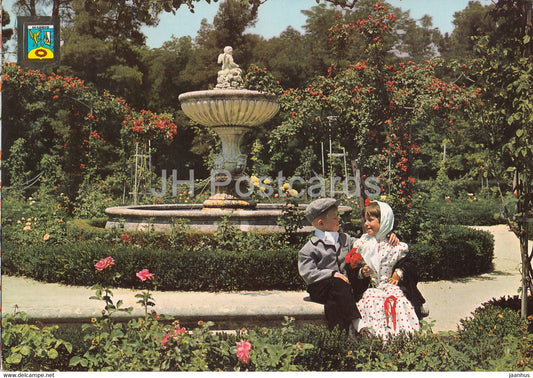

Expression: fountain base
xmin=104 ymin=203 xmax=318 ymax=233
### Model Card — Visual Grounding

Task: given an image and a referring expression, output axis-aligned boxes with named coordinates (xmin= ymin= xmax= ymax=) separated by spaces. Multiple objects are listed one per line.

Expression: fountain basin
xmin=105 ymin=203 xmax=352 ymax=233
xmin=179 ymin=89 xmax=279 ymax=127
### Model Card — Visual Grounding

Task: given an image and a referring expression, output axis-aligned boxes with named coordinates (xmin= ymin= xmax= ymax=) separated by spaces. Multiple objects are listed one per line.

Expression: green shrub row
xmin=2 ymin=240 xmax=305 ymax=291
xmin=424 ymin=197 xmax=508 ymax=226
xmin=411 ymin=225 xmax=495 ymax=281
xmin=3 ymin=302 xmax=532 ymax=372
xmin=2 ymin=222 xmax=494 ymax=290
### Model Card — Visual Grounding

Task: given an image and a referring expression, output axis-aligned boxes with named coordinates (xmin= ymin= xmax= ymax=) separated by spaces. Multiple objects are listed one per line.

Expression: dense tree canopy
xmin=4 ymin=0 xmax=530 ymax=203
xmin=438 ymin=0 xmax=498 ymax=60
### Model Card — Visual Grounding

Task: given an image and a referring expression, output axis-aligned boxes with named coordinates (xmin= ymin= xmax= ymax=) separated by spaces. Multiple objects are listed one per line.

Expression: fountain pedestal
xmin=178 ymin=88 xmax=279 ymax=209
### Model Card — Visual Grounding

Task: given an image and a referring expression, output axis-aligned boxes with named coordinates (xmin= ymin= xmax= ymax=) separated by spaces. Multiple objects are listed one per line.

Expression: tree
xmin=392 ymin=14 xmax=442 ymax=62
xmin=13 ymin=0 xmax=231 ymax=107
xmin=13 ymin=0 xmax=72 ymax=18
xmin=301 ymin=3 xmax=342 ymax=75
xmin=2 ymin=10 xmax=14 ymax=44
xmin=244 ymin=2 xmax=482 ymax=234
xmin=142 ymin=36 xmax=195 ymax=113
xmin=250 ymin=27 xmax=311 ymax=88
xmin=463 ymin=0 xmax=533 ymax=318
xmin=12 ymin=0 xmax=227 ymax=17
xmin=57 ymin=0 xmax=164 ymax=107
xmin=439 ymin=0 xmax=497 ymax=60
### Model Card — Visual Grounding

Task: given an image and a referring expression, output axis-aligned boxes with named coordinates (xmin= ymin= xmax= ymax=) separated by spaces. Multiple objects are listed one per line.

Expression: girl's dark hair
xmin=364 ymin=202 xmax=380 ymax=222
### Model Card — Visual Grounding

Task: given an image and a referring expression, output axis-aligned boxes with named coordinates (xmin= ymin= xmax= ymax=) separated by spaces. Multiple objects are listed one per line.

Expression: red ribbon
xmin=384 ymin=295 xmax=398 ymax=331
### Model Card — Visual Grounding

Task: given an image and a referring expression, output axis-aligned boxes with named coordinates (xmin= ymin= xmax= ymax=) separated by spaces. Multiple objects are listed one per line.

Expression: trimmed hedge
xmin=2 ymin=220 xmax=495 ymax=290
xmin=424 ymin=196 xmax=508 ymax=227
xmin=4 ymin=230 xmax=494 ymax=291
xmin=2 ymin=240 xmax=305 ymax=291
xmin=411 ymin=225 xmax=494 ymax=281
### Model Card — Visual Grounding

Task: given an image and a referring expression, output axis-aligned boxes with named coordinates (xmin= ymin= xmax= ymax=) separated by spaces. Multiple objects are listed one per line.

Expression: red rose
xmin=364 ymin=198 xmax=371 ymax=207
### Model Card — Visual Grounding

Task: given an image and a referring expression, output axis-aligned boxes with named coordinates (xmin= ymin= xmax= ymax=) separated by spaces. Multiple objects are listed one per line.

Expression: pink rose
xmin=160 ymin=333 xmax=171 ymax=348
xmin=136 ymin=269 xmax=154 ymax=281
xmin=94 ymin=256 xmax=115 ymax=271
xmin=236 ymin=340 xmax=251 ymax=364
xmin=174 ymin=326 xmax=186 ymax=335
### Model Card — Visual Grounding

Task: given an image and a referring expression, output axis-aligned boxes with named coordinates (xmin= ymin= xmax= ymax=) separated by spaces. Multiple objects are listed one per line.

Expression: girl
xmin=347 ymin=201 xmax=426 ymax=339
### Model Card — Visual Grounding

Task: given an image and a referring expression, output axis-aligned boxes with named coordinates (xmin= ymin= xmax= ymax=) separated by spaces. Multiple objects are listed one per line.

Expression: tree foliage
xmin=2 ymin=10 xmax=14 ymax=44
xmin=4 ymin=0 xmax=531 ymax=222
xmin=439 ymin=1 xmax=497 ymax=60
xmin=1 ymin=63 xmax=178 ymax=202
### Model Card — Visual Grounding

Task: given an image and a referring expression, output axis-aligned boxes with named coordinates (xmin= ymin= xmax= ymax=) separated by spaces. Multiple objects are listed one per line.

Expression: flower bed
xmin=3 ymin=302 xmax=532 ymax=371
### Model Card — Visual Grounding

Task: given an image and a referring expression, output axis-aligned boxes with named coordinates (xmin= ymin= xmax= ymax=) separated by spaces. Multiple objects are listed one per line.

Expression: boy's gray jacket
xmin=298 ymin=232 xmax=356 ymax=285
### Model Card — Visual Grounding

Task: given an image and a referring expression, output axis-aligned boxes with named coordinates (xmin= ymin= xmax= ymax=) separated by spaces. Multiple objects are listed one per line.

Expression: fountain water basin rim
xmin=105 ymin=203 xmax=352 ymax=233
xmin=178 ymin=89 xmax=277 ymax=102
xmin=106 ymin=203 xmax=306 ymax=233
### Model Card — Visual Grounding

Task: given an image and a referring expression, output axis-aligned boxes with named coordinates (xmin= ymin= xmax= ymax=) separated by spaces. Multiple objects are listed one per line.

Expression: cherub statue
xmin=216 ymin=46 xmax=243 ymax=89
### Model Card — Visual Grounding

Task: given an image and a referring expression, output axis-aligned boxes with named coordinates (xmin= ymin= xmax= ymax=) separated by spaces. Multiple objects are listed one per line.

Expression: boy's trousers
xmin=307 ymin=276 xmax=361 ymax=332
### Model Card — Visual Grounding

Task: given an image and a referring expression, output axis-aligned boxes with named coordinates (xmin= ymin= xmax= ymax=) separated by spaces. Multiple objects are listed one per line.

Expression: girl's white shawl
xmin=358 ymin=201 xmax=394 ymax=274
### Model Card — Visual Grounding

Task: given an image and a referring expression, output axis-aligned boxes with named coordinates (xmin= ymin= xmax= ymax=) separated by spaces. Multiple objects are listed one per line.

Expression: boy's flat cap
xmin=304 ymin=198 xmax=339 ymax=224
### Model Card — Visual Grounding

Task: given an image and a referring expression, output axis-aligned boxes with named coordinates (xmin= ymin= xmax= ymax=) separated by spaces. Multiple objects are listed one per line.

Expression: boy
xmin=298 ymin=198 xmax=369 ymax=334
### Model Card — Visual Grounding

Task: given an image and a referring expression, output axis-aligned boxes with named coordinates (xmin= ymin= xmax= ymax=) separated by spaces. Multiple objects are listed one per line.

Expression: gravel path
xmin=419 ymin=224 xmax=522 ymax=332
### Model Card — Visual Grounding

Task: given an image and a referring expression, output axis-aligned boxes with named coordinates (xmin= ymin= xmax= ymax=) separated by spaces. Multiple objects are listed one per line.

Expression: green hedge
xmin=2 ymin=240 xmax=305 ymax=291
xmin=424 ymin=198 xmax=507 ymax=226
xmin=411 ymin=225 xmax=494 ymax=281
xmin=3 ymin=218 xmax=495 ymax=290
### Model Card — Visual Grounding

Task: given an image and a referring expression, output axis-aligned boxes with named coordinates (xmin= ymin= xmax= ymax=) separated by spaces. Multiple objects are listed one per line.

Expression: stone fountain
xmin=179 ymin=46 xmax=279 ymax=209
xmin=105 ymin=47 xmax=333 ymax=232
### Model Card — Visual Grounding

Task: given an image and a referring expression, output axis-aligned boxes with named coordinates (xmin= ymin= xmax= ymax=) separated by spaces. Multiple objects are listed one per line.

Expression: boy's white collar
xmin=314 ymin=229 xmax=339 ymax=245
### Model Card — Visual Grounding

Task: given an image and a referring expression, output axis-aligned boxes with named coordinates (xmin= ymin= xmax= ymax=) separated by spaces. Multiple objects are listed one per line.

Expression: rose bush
xmin=4 ymin=303 xmax=531 ymax=371
xmin=2 ymin=63 xmax=178 ymax=205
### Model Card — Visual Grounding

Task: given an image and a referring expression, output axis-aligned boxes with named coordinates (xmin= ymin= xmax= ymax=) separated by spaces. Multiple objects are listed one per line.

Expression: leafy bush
xmin=454 ymin=304 xmax=532 ymax=370
xmin=6 ymin=302 xmax=532 ymax=372
xmin=281 ymin=325 xmax=360 ymax=371
xmin=2 ymin=191 xmax=70 ymax=246
xmin=425 ymin=197 xmax=507 ymax=226
xmin=3 ymin=218 xmax=495 ymax=288
xmin=482 ymin=295 xmax=533 ymax=332
xmin=410 ymin=225 xmax=494 ymax=281
xmin=2 ymin=312 xmax=73 ymax=371
xmin=395 ymin=190 xmax=507 ymax=246
xmin=2 ymin=239 xmax=304 ymax=291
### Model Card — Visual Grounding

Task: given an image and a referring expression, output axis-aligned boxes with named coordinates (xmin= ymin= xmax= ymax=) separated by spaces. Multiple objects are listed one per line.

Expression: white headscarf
xmin=359 ymin=201 xmax=395 ymax=274
xmin=375 ymin=201 xmax=394 ymax=241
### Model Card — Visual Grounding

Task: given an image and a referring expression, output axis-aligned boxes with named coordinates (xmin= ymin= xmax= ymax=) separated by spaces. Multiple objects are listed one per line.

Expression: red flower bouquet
xmin=346 ymin=247 xmax=376 ymax=286
xmin=345 ymin=247 xmax=366 ymax=269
